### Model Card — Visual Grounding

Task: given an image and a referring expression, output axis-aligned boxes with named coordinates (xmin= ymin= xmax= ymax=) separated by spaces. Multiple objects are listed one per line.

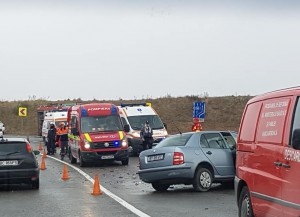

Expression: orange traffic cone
xmin=42 ymin=148 xmax=47 ymax=158
xmin=38 ymin=143 xmax=43 ymax=151
xmin=40 ymin=157 xmax=46 ymax=170
xmin=61 ymin=165 xmax=70 ymax=181
xmin=91 ymin=175 xmax=102 ymax=196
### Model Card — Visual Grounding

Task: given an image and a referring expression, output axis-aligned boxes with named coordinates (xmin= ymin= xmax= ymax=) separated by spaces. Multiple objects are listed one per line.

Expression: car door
xmin=200 ymin=133 xmax=235 ymax=176
xmin=282 ymin=96 xmax=300 ymax=217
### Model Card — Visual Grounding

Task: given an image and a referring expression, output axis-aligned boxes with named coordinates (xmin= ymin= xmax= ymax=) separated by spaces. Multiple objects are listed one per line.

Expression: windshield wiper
xmin=4 ymin=151 xmax=21 ymax=156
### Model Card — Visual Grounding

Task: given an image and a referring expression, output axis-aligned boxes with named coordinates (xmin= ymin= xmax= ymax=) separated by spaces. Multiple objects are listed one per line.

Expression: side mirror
xmin=124 ymin=124 xmax=130 ymax=133
xmin=33 ymin=150 xmax=40 ymax=155
xmin=292 ymin=129 xmax=300 ymax=150
xmin=72 ymin=128 xmax=79 ymax=136
xmin=163 ymin=123 xmax=167 ymax=130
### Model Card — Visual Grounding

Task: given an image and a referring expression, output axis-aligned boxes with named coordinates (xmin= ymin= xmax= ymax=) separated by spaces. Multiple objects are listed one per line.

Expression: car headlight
xmin=84 ymin=139 xmax=91 ymax=149
xmin=122 ymin=139 xmax=128 ymax=148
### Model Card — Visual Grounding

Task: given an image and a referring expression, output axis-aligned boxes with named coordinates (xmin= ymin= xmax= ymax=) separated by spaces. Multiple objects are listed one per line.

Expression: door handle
xmin=273 ymin=162 xmax=282 ymax=167
xmin=282 ymin=163 xmax=291 ymax=169
xmin=206 ymin=151 xmax=212 ymax=155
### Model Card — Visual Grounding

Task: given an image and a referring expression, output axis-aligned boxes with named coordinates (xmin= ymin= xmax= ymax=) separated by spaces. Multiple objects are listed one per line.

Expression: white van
xmin=118 ymin=103 xmax=168 ymax=156
xmin=42 ymin=111 xmax=68 ymax=141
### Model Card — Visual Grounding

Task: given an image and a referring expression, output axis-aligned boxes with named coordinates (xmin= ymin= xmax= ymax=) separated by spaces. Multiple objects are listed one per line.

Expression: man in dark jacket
xmin=47 ymin=123 xmax=56 ymax=155
xmin=140 ymin=120 xmax=153 ymax=150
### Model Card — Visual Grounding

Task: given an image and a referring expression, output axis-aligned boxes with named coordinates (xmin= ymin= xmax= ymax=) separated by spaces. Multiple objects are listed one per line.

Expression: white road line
xmin=40 ymin=155 xmax=151 ymax=217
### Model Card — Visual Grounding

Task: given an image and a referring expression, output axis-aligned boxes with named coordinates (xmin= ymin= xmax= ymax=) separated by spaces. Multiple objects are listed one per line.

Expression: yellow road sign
xmin=19 ymin=107 xmax=27 ymax=117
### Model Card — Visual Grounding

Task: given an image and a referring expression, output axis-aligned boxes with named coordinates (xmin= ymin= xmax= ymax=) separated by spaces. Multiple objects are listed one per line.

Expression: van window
xmin=291 ymin=97 xmax=300 ymax=150
xmin=121 ymin=117 xmax=128 ymax=126
xmin=256 ymin=98 xmax=291 ymax=144
xmin=239 ymin=102 xmax=262 ymax=142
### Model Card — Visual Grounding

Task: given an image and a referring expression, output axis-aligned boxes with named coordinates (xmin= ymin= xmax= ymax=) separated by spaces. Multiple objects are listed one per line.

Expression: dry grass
xmin=0 ymin=95 xmax=253 ymax=135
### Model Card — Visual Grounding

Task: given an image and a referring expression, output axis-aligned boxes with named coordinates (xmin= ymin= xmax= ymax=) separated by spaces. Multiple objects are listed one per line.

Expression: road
xmin=0 ymin=136 xmax=238 ymax=217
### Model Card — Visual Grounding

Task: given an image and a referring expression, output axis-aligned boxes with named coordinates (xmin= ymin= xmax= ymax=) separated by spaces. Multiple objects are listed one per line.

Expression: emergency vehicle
xmin=41 ymin=111 xmax=68 ymax=142
xmin=118 ymin=103 xmax=168 ymax=156
xmin=67 ymin=103 xmax=130 ymax=167
xmin=235 ymin=87 xmax=300 ymax=217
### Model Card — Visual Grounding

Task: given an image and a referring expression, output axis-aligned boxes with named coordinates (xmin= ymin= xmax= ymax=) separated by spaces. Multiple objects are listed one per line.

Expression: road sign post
xmin=18 ymin=107 xmax=27 ymax=134
xmin=193 ymin=102 xmax=206 ymax=122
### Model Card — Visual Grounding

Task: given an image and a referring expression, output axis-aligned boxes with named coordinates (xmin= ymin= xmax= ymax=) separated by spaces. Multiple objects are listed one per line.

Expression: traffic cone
xmin=91 ymin=175 xmax=102 ymax=196
xmin=40 ymin=157 xmax=46 ymax=170
xmin=38 ymin=143 xmax=43 ymax=151
xmin=61 ymin=165 xmax=70 ymax=181
xmin=42 ymin=148 xmax=47 ymax=158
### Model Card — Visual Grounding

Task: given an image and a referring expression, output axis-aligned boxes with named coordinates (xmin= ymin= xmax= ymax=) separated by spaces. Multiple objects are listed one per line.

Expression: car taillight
xmin=173 ymin=152 xmax=184 ymax=165
xmin=26 ymin=143 xmax=32 ymax=153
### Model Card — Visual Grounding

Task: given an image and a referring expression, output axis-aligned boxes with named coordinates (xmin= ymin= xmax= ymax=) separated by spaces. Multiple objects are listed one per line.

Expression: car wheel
xmin=32 ymin=178 xmax=39 ymax=190
xmin=69 ymin=150 xmax=77 ymax=164
xmin=152 ymin=182 xmax=170 ymax=192
xmin=193 ymin=167 xmax=213 ymax=192
xmin=239 ymin=186 xmax=254 ymax=217
xmin=121 ymin=158 xmax=129 ymax=165
xmin=79 ymin=153 xmax=86 ymax=167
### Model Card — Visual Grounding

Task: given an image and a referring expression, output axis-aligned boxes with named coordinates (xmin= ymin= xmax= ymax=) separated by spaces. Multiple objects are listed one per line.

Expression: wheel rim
xmin=200 ymin=171 xmax=211 ymax=188
xmin=241 ymin=195 xmax=250 ymax=217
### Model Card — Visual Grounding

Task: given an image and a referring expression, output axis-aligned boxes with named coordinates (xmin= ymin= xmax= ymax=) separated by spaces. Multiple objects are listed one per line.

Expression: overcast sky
xmin=1 ymin=0 xmax=300 ymax=101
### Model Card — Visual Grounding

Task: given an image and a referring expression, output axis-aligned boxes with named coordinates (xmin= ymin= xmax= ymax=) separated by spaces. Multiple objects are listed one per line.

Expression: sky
xmin=1 ymin=0 xmax=300 ymax=101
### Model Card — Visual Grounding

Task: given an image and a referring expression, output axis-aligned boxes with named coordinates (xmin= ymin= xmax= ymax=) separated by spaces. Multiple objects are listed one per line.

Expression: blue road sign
xmin=193 ymin=102 xmax=206 ymax=119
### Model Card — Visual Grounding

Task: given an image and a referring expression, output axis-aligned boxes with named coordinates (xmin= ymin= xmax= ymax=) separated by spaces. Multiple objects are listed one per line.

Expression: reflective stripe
xmin=84 ymin=133 xmax=92 ymax=142
xmin=119 ymin=131 xmax=124 ymax=140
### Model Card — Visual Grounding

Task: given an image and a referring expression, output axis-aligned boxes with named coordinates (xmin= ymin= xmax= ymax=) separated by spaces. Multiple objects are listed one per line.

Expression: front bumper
xmin=0 ymin=168 xmax=40 ymax=184
xmin=81 ymin=149 xmax=129 ymax=162
xmin=137 ymin=165 xmax=192 ymax=183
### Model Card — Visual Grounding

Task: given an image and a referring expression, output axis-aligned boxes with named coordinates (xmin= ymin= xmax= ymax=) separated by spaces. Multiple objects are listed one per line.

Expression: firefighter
xmin=47 ymin=122 xmax=56 ymax=155
xmin=57 ymin=122 xmax=69 ymax=160
xmin=192 ymin=118 xmax=203 ymax=132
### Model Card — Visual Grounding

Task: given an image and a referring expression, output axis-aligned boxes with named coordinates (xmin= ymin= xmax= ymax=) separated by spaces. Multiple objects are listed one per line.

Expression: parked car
xmin=0 ymin=138 xmax=40 ymax=189
xmin=138 ymin=131 xmax=237 ymax=192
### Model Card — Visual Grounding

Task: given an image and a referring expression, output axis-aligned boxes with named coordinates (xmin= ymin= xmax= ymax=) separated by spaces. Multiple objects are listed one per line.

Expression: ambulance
xmin=41 ymin=111 xmax=68 ymax=141
xmin=67 ymin=103 xmax=130 ymax=167
xmin=118 ymin=103 xmax=168 ymax=156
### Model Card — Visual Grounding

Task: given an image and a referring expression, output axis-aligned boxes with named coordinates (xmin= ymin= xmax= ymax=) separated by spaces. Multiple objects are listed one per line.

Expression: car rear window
xmin=0 ymin=142 xmax=27 ymax=155
xmin=156 ymin=134 xmax=192 ymax=148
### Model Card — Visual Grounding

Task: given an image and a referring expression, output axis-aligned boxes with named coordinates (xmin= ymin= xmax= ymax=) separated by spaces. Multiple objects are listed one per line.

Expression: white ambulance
xmin=41 ymin=111 xmax=68 ymax=141
xmin=118 ymin=103 xmax=168 ymax=156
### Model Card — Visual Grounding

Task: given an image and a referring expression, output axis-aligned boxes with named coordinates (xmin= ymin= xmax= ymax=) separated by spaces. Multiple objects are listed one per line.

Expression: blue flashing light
xmin=81 ymin=106 xmax=88 ymax=117
xmin=111 ymin=105 xmax=118 ymax=115
xmin=114 ymin=141 xmax=120 ymax=147
xmin=120 ymin=103 xmax=146 ymax=107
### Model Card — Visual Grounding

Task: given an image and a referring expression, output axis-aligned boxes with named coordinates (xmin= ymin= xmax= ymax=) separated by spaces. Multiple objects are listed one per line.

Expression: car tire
xmin=32 ymin=178 xmax=40 ymax=190
xmin=69 ymin=151 xmax=77 ymax=164
xmin=121 ymin=158 xmax=129 ymax=165
xmin=193 ymin=167 xmax=213 ymax=192
xmin=79 ymin=153 xmax=86 ymax=167
xmin=152 ymin=182 xmax=170 ymax=192
xmin=239 ymin=186 xmax=254 ymax=217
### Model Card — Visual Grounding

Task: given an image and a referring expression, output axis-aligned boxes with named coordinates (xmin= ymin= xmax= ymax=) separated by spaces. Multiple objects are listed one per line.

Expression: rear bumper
xmin=81 ymin=149 xmax=129 ymax=162
xmin=0 ymin=168 xmax=40 ymax=184
xmin=137 ymin=165 xmax=193 ymax=183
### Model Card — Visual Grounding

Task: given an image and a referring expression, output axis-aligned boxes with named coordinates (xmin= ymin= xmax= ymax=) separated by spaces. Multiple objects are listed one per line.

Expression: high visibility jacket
xmin=57 ymin=126 xmax=69 ymax=142
xmin=192 ymin=123 xmax=203 ymax=132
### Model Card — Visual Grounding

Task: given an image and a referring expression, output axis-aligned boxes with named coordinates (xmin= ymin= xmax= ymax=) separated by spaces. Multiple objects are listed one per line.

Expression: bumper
xmin=137 ymin=165 xmax=192 ymax=183
xmin=0 ymin=168 xmax=40 ymax=184
xmin=81 ymin=149 xmax=129 ymax=162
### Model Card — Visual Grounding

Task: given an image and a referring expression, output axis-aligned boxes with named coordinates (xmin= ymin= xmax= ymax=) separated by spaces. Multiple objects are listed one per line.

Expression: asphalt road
xmin=1 ymin=136 xmax=238 ymax=217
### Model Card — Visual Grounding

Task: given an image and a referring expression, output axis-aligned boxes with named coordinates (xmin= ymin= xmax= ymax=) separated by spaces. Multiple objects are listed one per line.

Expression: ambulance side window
xmin=291 ymin=97 xmax=300 ymax=150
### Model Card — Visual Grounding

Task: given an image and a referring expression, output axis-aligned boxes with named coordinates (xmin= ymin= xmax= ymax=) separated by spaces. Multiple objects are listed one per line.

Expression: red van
xmin=67 ymin=103 xmax=130 ymax=167
xmin=235 ymin=87 xmax=300 ymax=217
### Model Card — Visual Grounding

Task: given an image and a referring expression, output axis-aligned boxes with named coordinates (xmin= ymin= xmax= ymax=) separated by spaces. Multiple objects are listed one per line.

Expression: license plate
xmin=147 ymin=154 xmax=164 ymax=162
xmin=0 ymin=160 xmax=18 ymax=166
xmin=101 ymin=155 xmax=114 ymax=160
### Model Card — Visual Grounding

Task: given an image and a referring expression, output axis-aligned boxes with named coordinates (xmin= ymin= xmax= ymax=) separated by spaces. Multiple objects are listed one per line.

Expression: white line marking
xmin=40 ymin=154 xmax=150 ymax=217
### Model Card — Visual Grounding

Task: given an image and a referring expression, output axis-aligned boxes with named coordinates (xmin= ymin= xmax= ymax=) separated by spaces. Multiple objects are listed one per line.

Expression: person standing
xmin=57 ymin=122 xmax=69 ymax=160
xmin=192 ymin=118 xmax=203 ymax=132
xmin=140 ymin=120 xmax=153 ymax=150
xmin=47 ymin=123 xmax=56 ymax=155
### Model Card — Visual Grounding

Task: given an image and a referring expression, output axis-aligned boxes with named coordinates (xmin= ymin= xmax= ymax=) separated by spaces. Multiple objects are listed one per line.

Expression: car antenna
xmin=172 ymin=122 xmax=182 ymax=135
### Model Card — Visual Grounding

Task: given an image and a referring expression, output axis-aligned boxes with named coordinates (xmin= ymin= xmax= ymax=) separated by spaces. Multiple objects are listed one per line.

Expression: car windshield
xmin=0 ymin=142 xmax=27 ymax=155
xmin=156 ymin=133 xmax=193 ymax=148
xmin=127 ymin=115 xmax=164 ymax=130
xmin=55 ymin=121 xmax=68 ymax=127
xmin=81 ymin=115 xmax=123 ymax=133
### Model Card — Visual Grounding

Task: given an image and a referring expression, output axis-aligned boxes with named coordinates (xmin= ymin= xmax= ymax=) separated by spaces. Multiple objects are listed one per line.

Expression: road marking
xmin=41 ymin=155 xmax=151 ymax=217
